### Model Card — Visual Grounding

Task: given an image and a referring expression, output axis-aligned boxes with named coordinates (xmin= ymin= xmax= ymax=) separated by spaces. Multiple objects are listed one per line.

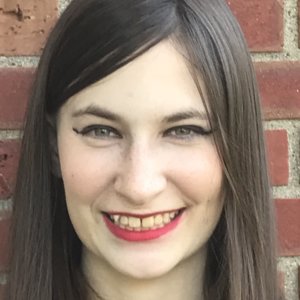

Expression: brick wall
xmin=0 ymin=0 xmax=299 ymax=299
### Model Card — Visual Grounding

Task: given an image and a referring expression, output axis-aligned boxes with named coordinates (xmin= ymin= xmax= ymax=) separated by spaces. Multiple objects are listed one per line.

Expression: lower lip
xmin=102 ymin=213 xmax=183 ymax=242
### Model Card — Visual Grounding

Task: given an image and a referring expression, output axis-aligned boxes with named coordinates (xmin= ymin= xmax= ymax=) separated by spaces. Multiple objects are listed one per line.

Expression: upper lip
xmin=102 ymin=207 xmax=186 ymax=218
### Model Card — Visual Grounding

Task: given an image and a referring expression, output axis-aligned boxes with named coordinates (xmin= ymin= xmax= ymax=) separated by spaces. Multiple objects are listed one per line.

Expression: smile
xmin=102 ymin=208 xmax=185 ymax=242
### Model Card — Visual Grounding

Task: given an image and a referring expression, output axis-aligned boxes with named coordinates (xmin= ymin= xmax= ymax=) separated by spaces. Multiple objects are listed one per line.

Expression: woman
xmin=6 ymin=0 xmax=280 ymax=299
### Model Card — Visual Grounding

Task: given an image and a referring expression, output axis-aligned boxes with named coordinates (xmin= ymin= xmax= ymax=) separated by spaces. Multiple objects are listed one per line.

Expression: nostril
xmin=113 ymin=172 xmax=167 ymax=204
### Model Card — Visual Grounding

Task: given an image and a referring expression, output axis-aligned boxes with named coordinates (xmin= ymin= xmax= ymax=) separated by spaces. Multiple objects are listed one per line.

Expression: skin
xmin=56 ymin=40 xmax=224 ymax=300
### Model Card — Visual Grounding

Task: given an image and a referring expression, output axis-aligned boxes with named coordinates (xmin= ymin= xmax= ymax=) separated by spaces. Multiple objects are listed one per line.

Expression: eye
xmin=73 ymin=125 xmax=121 ymax=139
xmin=164 ymin=125 xmax=212 ymax=139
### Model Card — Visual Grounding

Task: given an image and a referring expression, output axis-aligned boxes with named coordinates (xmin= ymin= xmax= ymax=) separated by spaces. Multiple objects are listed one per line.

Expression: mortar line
xmin=0 ymin=199 xmax=13 ymax=218
xmin=0 ymin=272 xmax=8 ymax=285
xmin=277 ymin=257 xmax=300 ymax=300
xmin=0 ymin=56 xmax=39 ymax=68
xmin=283 ymin=0 xmax=299 ymax=50
xmin=59 ymin=0 xmax=72 ymax=14
xmin=0 ymin=130 xmax=23 ymax=140
xmin=288 ymin=126 xmax=300 ymax=187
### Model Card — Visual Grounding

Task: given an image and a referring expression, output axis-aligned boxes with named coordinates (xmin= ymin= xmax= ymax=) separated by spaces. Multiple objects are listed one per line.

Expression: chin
xmin=113 ymin=257 xmax=178 ymax=280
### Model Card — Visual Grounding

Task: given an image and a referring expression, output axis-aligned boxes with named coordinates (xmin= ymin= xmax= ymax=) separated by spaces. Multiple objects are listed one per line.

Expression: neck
xmin=82 ymin=247 xmax=206 ymax=300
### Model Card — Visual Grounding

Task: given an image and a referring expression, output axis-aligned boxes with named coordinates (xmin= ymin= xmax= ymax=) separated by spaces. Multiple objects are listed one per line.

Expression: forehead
xmin=60 ymin=40 xmax=206 ymax=118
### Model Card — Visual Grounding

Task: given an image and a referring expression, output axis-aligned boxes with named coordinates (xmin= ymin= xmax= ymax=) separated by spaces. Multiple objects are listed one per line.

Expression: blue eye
xmin=164 ymin=125 xmax=212 ymax=139
xmin=73 ymin=125 xmax=121 ymax=138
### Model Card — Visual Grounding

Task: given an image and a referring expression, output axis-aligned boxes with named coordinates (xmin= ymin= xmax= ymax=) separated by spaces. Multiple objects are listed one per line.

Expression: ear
xmin=46 ymin=114 xmax=62 ymax=178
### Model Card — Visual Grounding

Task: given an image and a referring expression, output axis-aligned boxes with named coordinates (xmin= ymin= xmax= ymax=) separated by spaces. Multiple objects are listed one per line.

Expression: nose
xmin=114 ymin=143 xmax=167 ymax=206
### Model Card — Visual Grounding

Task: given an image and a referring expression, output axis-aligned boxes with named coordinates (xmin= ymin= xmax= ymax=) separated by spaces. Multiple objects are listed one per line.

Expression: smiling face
xmin=56 ymin=40 xmax=224 ymax=281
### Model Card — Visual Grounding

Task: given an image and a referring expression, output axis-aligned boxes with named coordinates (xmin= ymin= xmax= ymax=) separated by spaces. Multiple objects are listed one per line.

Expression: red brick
xmin=227 ymin=0 xmax=283 ymax=52
xmin=0 ymin=0 xmax=58 ymax=55
xmin=265 ymin=130 xmax=289 ymax=186
xmin=255 ymin=62 xmax=300 ymax=120
xmin=0 ymin=140 xmax=20 ymax=199
xmin=275 ymin=199 xmax=300 ymax=256
xmin=0 ymin=68 xmax=35 ymax=129
xmin=0 ymin=218 xmax=11 ymax=271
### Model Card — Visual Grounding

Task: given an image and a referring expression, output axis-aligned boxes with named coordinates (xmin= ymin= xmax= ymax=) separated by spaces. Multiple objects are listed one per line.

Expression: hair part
xmin=6 ymin=0 xmax=280 ymax=299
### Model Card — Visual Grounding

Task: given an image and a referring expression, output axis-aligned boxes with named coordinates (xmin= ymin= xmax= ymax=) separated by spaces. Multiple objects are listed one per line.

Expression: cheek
xmin=170 ymin=146 xmax=223 ymax=204
xmin=58 ymin=139 xmax=118 ymax=205
xmin=178 ymin=147 xmax=224 ymax=245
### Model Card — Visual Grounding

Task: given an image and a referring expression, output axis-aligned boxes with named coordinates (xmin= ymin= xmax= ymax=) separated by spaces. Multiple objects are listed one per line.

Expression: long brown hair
xmin=6 ymin=0 xmax=280 ymax=299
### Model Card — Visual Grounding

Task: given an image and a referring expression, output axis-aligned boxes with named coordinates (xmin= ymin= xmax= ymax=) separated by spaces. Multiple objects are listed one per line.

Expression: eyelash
xmin=73 ymin=125 xmax=121 ymax=138
xmin=163 ymin=125 xmax=212 ymax=139
xmin=73 ymin=125 xmax=212 ymax=140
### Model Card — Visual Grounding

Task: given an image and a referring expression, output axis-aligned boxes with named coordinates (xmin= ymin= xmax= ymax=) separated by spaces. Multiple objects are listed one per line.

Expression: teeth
xmin=163 ymin=213 xmax=170 ymax=223
xmin=142 ymin=216 xmax=154 ymax=228
xmin=112 ymin=215 xmax=120 ymax=223
xmin=154 ymin=214 xmax=163 ymax=225
xmin=120 ymin=216 xmax=128 ymax=226
xmin=128 ymin=217 xmax=141 ymax=228
xmin=107 ymin=209 xmax=182 ymax=231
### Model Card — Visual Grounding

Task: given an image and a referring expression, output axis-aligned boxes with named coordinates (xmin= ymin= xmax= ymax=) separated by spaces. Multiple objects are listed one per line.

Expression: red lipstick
xmin=102 ymin=210 xmax=184 ymax=242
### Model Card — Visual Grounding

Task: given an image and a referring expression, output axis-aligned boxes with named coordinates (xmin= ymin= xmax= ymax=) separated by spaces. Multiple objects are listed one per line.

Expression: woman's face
xmin=56 ymin=41 xmax=224 ymax=279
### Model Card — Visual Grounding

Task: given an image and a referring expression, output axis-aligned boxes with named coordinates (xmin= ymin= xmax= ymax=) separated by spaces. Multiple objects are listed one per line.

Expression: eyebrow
xmin=162 ymin=110 xmax=208 ymax=123
xmin=72 ymin=105 xmax=122 ymax=122
xmin=72 ymin=105 xmax=208 ymax=123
